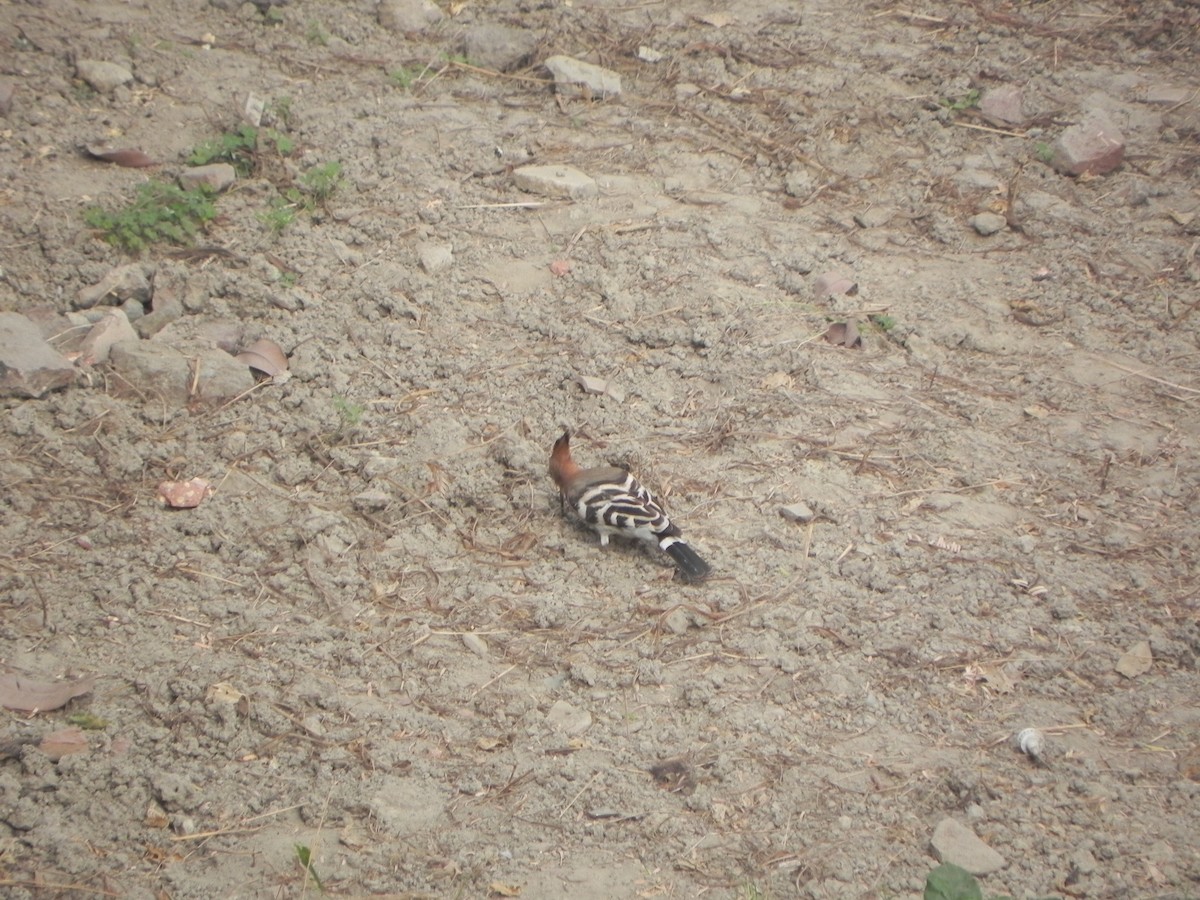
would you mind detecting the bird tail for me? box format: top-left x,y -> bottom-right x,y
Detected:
660,537 -> 711,582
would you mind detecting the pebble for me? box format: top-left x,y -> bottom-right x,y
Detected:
544,55 -> 622,98
75,59 -> 133,93
179,163 -> 236,193
78,308 -> 137,366
513,164 -> 597,200
969,212 -> 1008,236
377,0 -> 444,32
418,242 -> 454,274
0,312 -> 76,398
1050,108 -> 1125,176
109,340 -> 191,406
77,263 -> 152,309
979,85 -> 1025,124
545,699 -> 592,735
461,24 -> 538,72
779,502 -> 815,523
931,817 -> 1007,875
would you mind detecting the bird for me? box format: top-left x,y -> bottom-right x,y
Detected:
548,430 -> 711,582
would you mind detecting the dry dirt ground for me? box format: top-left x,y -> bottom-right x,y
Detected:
2,0 -> 1200,897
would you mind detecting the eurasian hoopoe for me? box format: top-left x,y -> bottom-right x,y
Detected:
549,431 -> 711,582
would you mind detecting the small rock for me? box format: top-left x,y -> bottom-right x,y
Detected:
969,212 -> 1008,236
1115,639 -> 1153,678
462,632 -> 488,658
461,24 -> 537,72
1050,109 -> 1125,176
545,700 -> 592,735
637,46 -> 665,63
109,340 -> 191,407
78,308 -> 137,366
513,164 -> 598,200
0,313 -> 76,398
191,350 -> 256,403
77,264 -> 153,309
75,59 -> 133,93
352,489 -> 391,512
779,503 -> 815,523
544,55 -> 622,98
813,271 -> 858,300
179,163 -> 236,193
377,0 -> 444,32
979,85 -> 1025,124
853,206 -> 895,229
1070,848 -> 1098,876
418,242 -> 454,274
931,817 -> 1006,875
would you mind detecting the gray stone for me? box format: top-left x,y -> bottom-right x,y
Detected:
779,503 -> 815,523
813,271 -> 858,300
78,309 -> 137,366
854,206 -> 895,228
191,349 -> 256,402
75,59 -> 133,93
77,263 -> 153,309
979,85 -> 1025,124
0,313 -> 76,398
461,24 -> 537,72
1050,109 -> 1125,176
109,340 -> 191,407
969,212 -> 1008,236
931,817 -> 1007,875
179,163 -> 236,193
418,242 -> 454,273
544,55 -> 622,98
377,0 -> 444,32
513,164 -> 597,200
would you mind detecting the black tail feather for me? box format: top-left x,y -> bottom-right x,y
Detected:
662,538 -> 711,582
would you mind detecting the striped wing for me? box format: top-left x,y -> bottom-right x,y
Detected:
573,473 -> 678,540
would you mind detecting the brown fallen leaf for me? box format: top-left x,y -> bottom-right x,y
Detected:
39,727 -> 89,761
823,320 -> 862,349
157,477 -> 213,509
489,882 -> 522,897
236,338 -> 289,377
85,145 -> 158,168
0,673 -> 96,712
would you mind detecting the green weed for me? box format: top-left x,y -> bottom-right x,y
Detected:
83,182 -> 216,252
189,125 -> 294,176
333,396 -> 365,428
940,89 -> 980,112
294,844 -> 324,892
258,202 -> 296,235
299,161 -> 342,204
388,67 -> 417,89
306,20 -> 329,46
869,313 -> 896,332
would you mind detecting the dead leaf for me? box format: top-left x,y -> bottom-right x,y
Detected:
549,259 -> 571,276
39,727 -> 89,761
0,673 -> 96,712
823,320 -> 862,349
85,145 -> 158,168
236,338 -> 289,377
1115,640 -> 1153,678
696,11 -> 734,27
489,882 -> 522,897
157,477 -> 213,509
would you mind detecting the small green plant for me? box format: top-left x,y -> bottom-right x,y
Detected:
1035,142 -> 1055,163
444,52 -> 471,66
940,88 -> 980,112
924,863 -> 1060,900
269,95 -> 293,127
388,67 -> 417,90
294,844 -> 324,892
333,396 -> 366,428
279,271 -> 297,288
306,20 -> 329,46
66,713 -> 110,730
263,6 -> 284,25
83,182 -> 216,252
189,125 -> 294,176
869,313 -> 896,332
258,201 -> 296,235
299,161 -> 342,204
